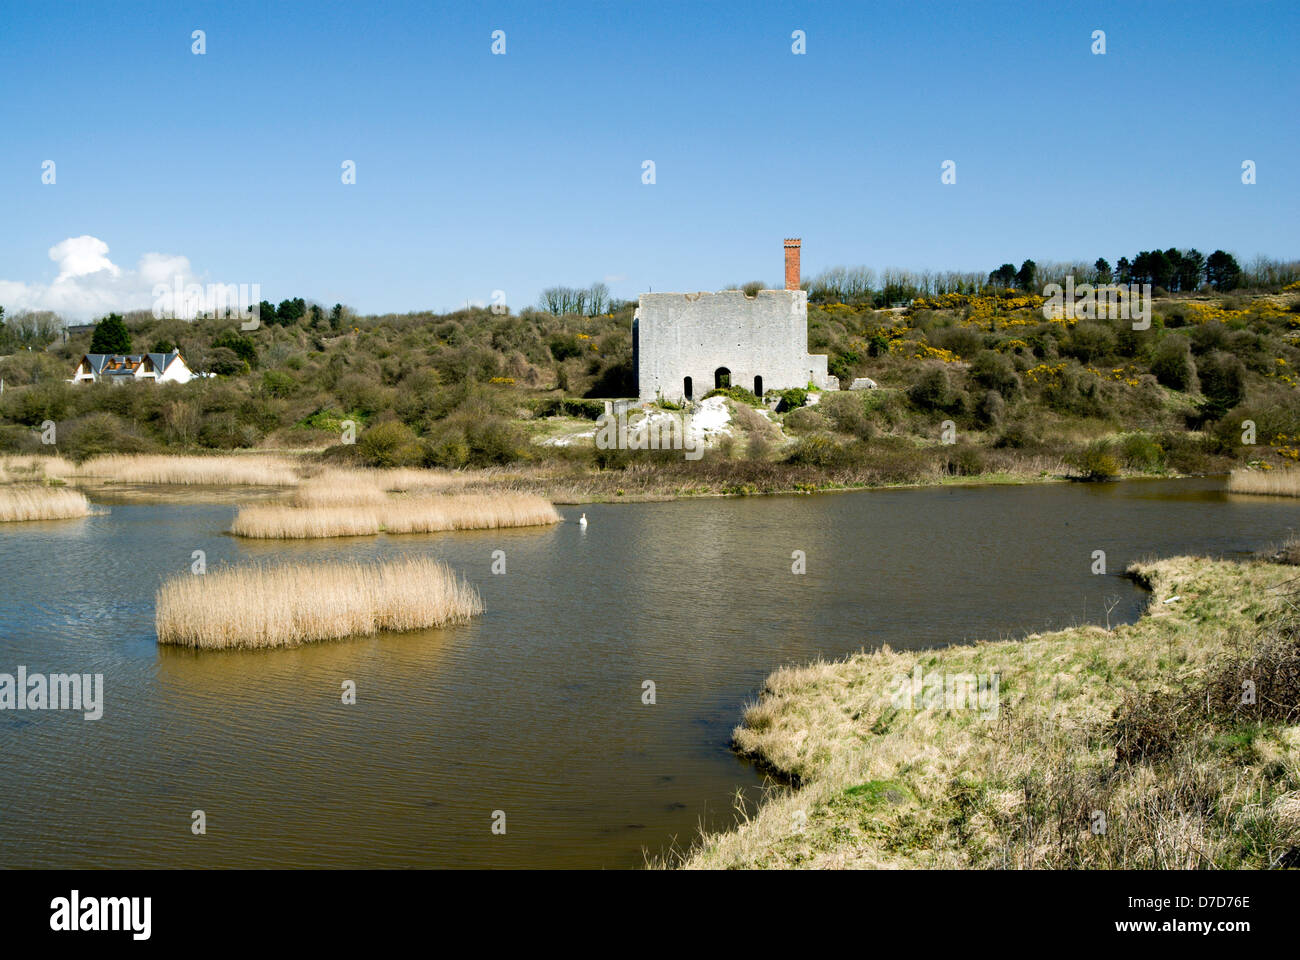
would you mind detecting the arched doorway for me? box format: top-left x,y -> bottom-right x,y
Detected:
683,376 -> 693,401
714,367 -> 731,390
754,375 -> 763,397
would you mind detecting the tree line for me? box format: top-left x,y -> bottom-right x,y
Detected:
804,251 -> 1298,306
536,282 -> 630,316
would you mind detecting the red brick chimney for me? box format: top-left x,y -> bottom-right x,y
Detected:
784,238 -> 801,291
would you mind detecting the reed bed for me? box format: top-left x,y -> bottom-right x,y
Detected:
231,493 -> 561,538
76,454 -> 299,486
1227,467 -> 1300,498
293,466 -> 484,502
0,486 -> 92,522
291,470 -> 393,507
0,455 -> 76,484
288,467 -> 467,506
155,557 -> 484,649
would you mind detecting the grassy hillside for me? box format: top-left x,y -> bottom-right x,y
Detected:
2,283 -> 1298,496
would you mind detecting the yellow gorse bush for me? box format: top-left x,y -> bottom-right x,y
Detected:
1024,362 -> 1069,385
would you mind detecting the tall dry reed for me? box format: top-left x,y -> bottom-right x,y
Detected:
76,454 -> 299,486
231,493 -> 561,538
291,467 -> 484,503
1227,467 -> 1300,498
291,469 -> 397,507
1,455 -> 78,484
0,486 -> 92,522
155,557 -> 484,649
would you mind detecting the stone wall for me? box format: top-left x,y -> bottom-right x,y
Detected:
634,289 -> 831,402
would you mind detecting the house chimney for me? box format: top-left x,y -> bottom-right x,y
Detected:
784,238 -> 801,291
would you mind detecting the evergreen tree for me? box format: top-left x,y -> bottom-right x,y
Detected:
1176,249 -> 1205,291
988,263 -> 1017,288
1205,250 -> 1242,291
276,298 -> 307,325
1015,259 -> 1038,291
89,313 -> 131,354
1164,249 -> 1184,290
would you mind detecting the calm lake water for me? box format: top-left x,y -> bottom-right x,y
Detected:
1,478 -> 1297,868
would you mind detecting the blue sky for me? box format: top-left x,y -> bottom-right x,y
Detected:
1,0 -> 1296,318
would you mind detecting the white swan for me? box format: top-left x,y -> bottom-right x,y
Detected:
579,513 -> 588,528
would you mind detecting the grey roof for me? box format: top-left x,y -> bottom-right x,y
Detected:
147,351 -> 181,372
80,352 -> 183,377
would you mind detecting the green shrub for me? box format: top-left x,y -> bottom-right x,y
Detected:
1157,431 -> 1219,474
974,389 -> 1006,428
993,419 -> 1038,449
424,430 -> 470,468
1198,350 -> 1247,418
212,328 -> 257,367
3,381 -> 74,426
928,325 -> 983,359
548,333 -> 583,361
527,397 -> 606,420
774,388 -> 808,412
785,433 -> 852,468
907,366 -> 960,412
205,347 -> 248,377
969,350 -> 1022,400
1062,322 -> 1118,364
784,407 -> 830,434
464,416 -> 529,465
1039,363 -> 1110,419
941,443 -> 986,476
358,420 -> 423,467
819,392 -> 874,439
704,386 -> 761,406
56,412 -> 156,461
261,370 -> 296,399
1116,432 -> 1166,472
1070,438 -> 1121,480
1151,334 -> 1198,391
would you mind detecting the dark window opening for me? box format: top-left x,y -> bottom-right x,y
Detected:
714,367 -> 731,390
683,376 -> 693,401
754,375 -> 763,397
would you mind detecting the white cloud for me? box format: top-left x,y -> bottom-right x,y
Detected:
50,235 -> 121,281
0,236 -> 203,321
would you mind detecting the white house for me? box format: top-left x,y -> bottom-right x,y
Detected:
71,351 -> 195,385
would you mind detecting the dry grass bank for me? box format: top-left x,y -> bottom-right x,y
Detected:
75,454 -> 300,486
155,557 -> 483,649
1228,467 -> 1300,498
0,486 -> 92,522
230,493 -> 561,538
677,554 -> 1300,869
